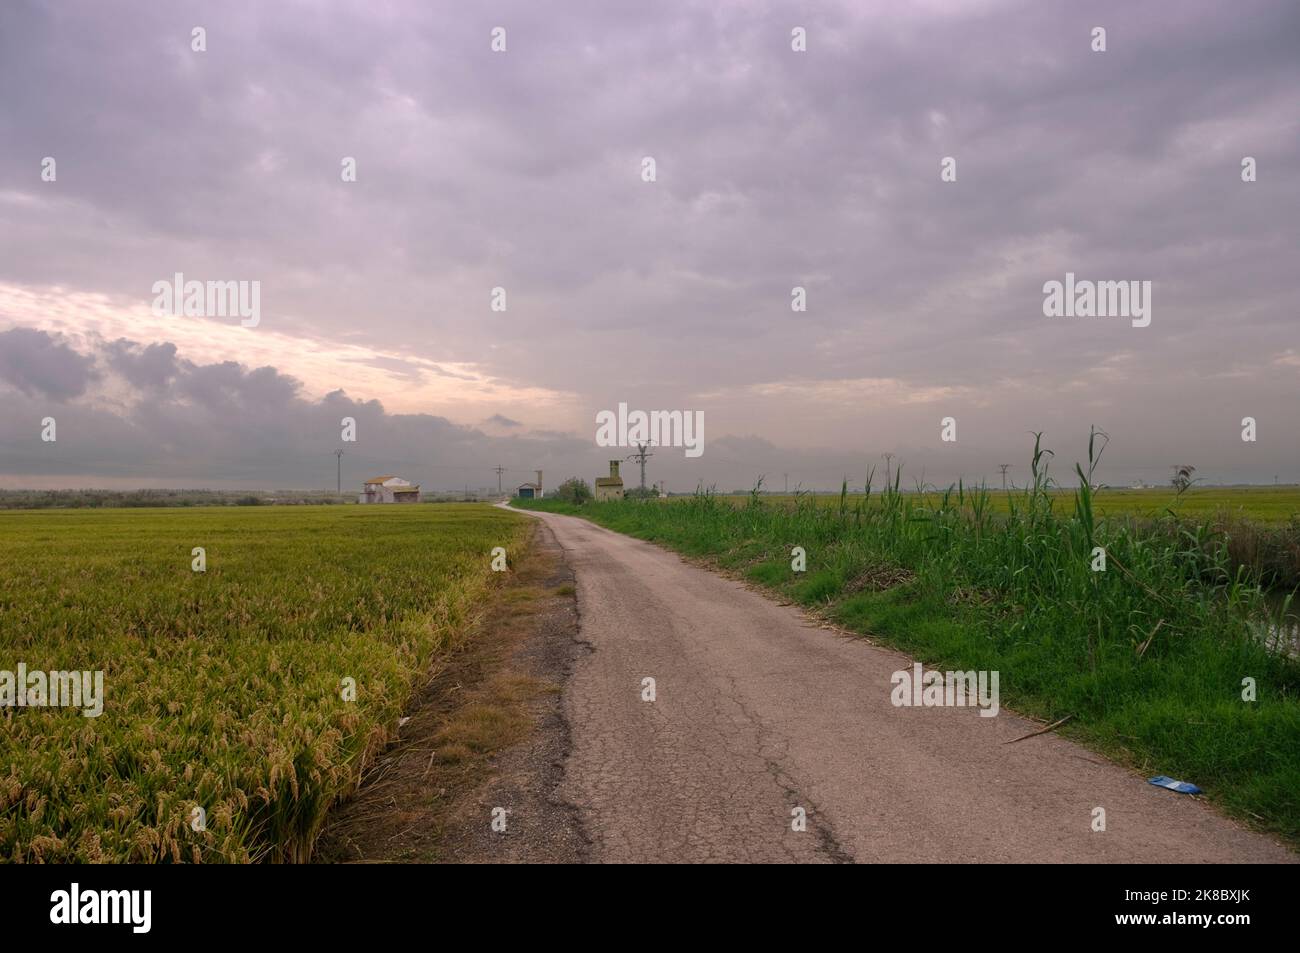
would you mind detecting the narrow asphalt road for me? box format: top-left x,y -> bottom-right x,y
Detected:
508,505 -> 1295,863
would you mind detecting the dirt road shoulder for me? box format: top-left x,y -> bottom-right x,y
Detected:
314,520 -> 588,863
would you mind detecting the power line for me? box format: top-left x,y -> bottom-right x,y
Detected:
626,444 -> 653,492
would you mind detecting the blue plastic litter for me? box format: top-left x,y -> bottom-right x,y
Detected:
1149,775 -> 1202,795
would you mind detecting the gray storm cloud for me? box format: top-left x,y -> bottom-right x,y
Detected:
0,328 -> 98,400
0,336 -> 599,489
0,0 -> 1296,488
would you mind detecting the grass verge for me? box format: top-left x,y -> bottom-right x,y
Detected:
520,433 -> 1300,844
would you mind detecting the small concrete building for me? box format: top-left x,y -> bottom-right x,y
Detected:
516,470 -> 544,500
359,475 -> 422,504
594,460 -> 624,501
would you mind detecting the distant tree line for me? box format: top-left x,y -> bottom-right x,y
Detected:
0,489 -> 350,509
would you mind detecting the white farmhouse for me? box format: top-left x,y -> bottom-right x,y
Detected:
359,475 -> 422,504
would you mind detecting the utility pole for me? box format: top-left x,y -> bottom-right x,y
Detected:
335,449 -> 344,495
626,444 -> 653,493
493,465 -> 506,496
882,453 -> 895,488
784,472 -> 789,494
998,464 -> 1010,490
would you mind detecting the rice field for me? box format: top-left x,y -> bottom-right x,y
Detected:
0,503 -> 528,863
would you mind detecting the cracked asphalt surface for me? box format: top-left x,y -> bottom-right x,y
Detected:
512,505 -> 1295,864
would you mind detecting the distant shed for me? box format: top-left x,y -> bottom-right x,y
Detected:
595,460 -> 624,501
516,470 -> 544,499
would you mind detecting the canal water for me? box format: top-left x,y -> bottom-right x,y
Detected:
1258,589 -> 1299,656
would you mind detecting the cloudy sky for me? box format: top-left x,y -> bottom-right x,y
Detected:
1,0 -> 1296,491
